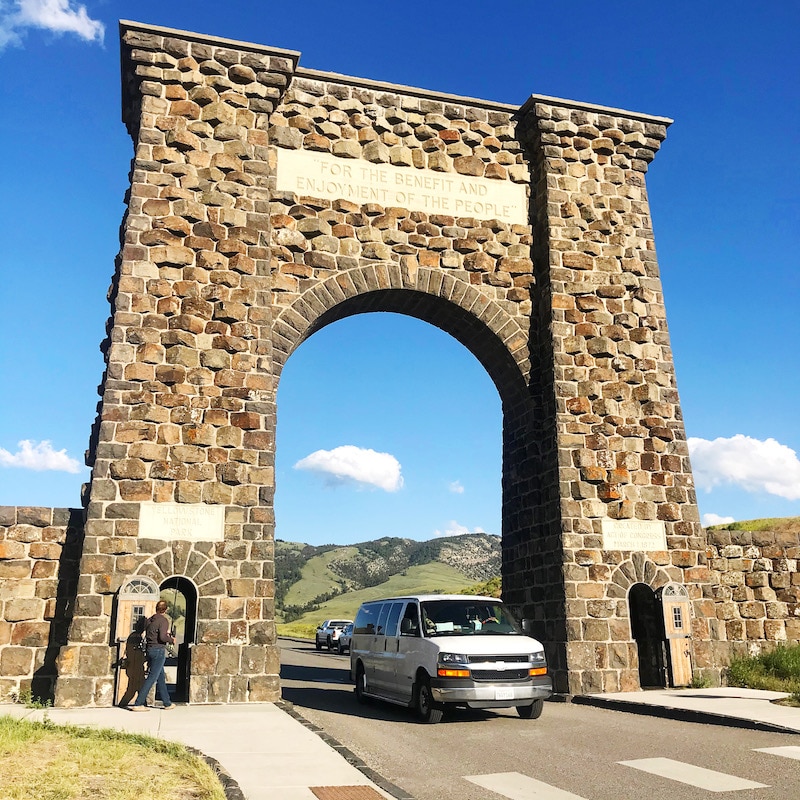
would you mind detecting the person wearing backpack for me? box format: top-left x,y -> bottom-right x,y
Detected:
129,600 -> 176,711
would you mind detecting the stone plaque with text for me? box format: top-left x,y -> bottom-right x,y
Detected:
139,503 -> 225,542
275,148 -> 528,225
601,518 -> 668,551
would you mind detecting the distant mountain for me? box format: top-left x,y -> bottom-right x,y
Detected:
275,533 -> 501,623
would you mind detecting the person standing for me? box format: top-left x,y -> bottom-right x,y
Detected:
129,600 -> 176,711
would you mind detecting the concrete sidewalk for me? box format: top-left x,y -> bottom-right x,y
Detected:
2,702 -> 396,800
576,686 -> 800,734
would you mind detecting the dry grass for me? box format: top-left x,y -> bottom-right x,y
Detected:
706,516 -> 800,533
0,715 -> 226,800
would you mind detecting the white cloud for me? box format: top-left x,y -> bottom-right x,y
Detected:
433,520 -> 486,538
0,439 -> 81,473
688,434 -> 800,501
294,445 -> 403,492
1,0 -> 104,49
448,480 -> 464,494
703,513 -> 735,527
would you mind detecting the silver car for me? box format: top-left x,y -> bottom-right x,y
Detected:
315,619 -> 353,651
337,622 -> 354,654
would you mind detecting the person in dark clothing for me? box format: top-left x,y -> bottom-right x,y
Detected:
129,600 -> 176,711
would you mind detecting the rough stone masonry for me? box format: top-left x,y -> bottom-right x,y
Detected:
0,21 -> 796,706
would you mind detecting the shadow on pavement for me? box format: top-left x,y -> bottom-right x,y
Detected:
281,682 -> 499,725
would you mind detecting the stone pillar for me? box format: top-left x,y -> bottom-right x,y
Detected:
55,23 -> 298,706
507,97 -> 709,694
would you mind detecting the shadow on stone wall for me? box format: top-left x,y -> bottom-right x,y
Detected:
31,509 -> 84,703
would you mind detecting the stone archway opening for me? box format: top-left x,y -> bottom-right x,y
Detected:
274,306 -> 507,621
629,582 -> 667,689
160,576 -> 197,704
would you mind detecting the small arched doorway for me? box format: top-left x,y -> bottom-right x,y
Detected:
159,576 -> 197,704
629,583 -> 667,689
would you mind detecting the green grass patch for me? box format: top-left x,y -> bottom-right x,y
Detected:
0,715 -> 225,800
727,644 -> 800,694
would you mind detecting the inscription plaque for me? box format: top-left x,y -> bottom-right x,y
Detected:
139,502 -> 225,542
601,518 -> 668,551
275,148 -> 528,225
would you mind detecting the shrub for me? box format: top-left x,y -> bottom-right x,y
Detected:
727,644 -> 800,693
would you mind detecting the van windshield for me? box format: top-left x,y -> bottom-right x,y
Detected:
419,599 -> 522,637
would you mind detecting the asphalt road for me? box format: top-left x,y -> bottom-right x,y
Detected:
279,638 -> 800,800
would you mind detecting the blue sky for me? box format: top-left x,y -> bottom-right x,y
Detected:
0,1 -> 798,546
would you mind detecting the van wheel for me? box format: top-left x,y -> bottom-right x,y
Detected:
315,640 -> 321,651
415,677 -> 443,724
337,641 -> 345,655
327,636 -> 333,650
517,699 -> 544,719
355,664 -> 370,705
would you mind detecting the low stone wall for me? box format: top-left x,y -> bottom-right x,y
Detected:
0,507 -> 84,702
704,527 -> 800,674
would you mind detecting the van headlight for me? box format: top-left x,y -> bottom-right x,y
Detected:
529,650 -> 547,676
437,652 -> 470,678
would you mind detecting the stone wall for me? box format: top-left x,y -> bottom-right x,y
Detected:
702,527 -> 800,677
0,507 -> 83,702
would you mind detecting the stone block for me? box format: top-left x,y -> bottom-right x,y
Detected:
247,674 -> 280,701
197,621 -> 229,644
0,540 -> 26,559
3,598 -> 44,622
0,647 -> 33,676
54,677 -> 95,708
10,621 -> 50,647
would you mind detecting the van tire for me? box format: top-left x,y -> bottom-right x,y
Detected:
315,640 -> 321,651
355,664 -> 371,705
517,699 -> 544,719
415,677 -> 443,724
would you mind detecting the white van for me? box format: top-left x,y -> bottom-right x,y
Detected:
349,594 -> 552,723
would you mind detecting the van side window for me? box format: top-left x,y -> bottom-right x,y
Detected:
400,602 -> 420,636
376,603 -> 391,635
354,603 -> 380,635
385,602 -> 403,638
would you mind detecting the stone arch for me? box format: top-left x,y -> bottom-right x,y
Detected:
272,264 -> 531,409
608,553 -> 673,603
133,543 -> 224,598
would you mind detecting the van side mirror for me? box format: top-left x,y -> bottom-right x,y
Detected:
521,619 -> 533,634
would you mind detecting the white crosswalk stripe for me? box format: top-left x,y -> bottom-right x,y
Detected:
619,758 -> 769,792
754,746 -> 800,761
464,772 -> 589,800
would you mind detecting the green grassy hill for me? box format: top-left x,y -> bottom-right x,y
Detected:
283,546 -> 360,608
295,563 -> 471,623
274,532 -> 502,636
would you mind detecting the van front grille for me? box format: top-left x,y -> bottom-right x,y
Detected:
471,668 -> 529,681
466,654 -> 529,664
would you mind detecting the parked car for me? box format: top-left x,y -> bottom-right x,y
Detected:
350,594 -> 552,723
315,619 -> 353,651
337,623 -> 354,654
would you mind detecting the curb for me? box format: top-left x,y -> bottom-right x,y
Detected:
187,747 -> 246,800
573,695 -> 800,736
276,700 -> 416,800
